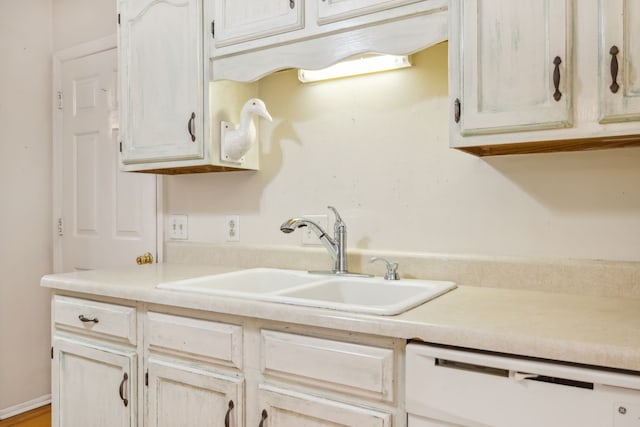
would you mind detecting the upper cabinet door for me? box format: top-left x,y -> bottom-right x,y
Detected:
316,0 -> 420,25
119,0 -> 204,164
454,0 -> 572,136
213,0 -> 304,47
600,0 -> 640,123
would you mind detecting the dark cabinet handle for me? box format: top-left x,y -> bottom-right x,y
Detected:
610,45 -> 620,93
258,409 -> 268,427
289,0 -> 295,9
78,314 -> 99,324
225,400 -> 234,427
187,112 -> 196,142
119,373 -> 129,407
454,98 -> 461,123
552,56 -> 562,101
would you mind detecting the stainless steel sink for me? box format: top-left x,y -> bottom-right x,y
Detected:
156,268 -> 456,315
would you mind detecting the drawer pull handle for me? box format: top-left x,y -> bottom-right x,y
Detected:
258,409 -> 268,427
78,314 -> 99,324
552,56 -> 562,101
187,112 -> 196,142
610,45 -> 620,93
225,400 -> 234,427
289,0 -> 295,9
119,372 -> 129,407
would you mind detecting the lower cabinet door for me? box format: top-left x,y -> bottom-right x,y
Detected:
256,384 -> 391,427
52,337 -> 137,427
146,357 -> 243,427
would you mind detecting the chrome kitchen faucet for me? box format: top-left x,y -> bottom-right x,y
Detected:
280,206 -> 369,277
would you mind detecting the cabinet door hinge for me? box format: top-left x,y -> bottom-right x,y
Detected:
57,218 -> 64,237
57,91 -> 63,110
211,20 -> 215,38
145,370 -> 149,386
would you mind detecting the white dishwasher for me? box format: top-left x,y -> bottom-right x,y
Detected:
406,343 -> 640,427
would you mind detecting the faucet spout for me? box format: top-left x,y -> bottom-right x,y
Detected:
279,218 -> 338,261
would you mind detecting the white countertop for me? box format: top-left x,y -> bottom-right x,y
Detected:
41,263 -> 640,372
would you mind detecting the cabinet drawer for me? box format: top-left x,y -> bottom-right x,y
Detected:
146,312 -> 242,369
317,0 -> 421,25
53,295 -> 136,344
213,0 -> 304,48
261,330 -> 394,401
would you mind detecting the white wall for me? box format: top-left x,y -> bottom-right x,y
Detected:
166,43 -> 640,262
0,1 -> 53,412
0,0 -> 117,414
52,0 -> 116,52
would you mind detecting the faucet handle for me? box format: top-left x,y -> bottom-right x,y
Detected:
370,257 -> 400,280
327,206 -> 344,225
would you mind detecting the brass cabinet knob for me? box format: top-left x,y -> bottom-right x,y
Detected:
136,252 -> 153,265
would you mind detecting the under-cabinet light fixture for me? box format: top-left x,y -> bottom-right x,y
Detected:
297,54 -> 411,83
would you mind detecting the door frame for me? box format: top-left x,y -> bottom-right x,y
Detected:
52,35 -> 163,273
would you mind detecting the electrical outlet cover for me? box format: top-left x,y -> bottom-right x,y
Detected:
226,215 -> 240,242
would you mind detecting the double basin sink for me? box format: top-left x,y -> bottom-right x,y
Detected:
157,268 -> 456,315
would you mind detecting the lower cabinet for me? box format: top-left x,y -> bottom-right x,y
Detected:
146,357 -> 243,427
52,337 -> 137,427
257,385 -> 391,427
51,295 -> 402,427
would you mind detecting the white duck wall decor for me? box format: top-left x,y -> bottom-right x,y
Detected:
221,98 -> 273,163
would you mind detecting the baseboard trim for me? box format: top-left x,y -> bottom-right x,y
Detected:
0,394 -> 51,420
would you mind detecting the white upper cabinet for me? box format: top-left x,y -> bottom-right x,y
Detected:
317,0 -> 421,24
119,0 -> 204,165
211,0 -> 448,82
118,0 -> 261,173
599,0 -> 640,123
450,0 -> 640,156
455,0 -> 572,136
213,0 -> 304,47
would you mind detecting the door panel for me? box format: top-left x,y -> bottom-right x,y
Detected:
52,338 -> 136,427
600,0 -> 640,122
60,47 -> 156,271
213,0 -> 303,47
146,357 -> 243,427
458,0 -> 572,135
119,0 -> 204,163
257,385 -> 391,427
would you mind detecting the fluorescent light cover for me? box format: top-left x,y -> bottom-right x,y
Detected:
298,54 -> 411,83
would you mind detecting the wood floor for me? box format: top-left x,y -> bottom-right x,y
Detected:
0,405 -> 51,427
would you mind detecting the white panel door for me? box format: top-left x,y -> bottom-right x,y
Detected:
52,338 -> 136,427
119,0 -> 204,164
146,357 -> 243,427
600,0 -> 640,123
455,0 -> 572,135
60,47 -> 156,271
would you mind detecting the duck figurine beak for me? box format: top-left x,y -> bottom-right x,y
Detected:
221,98 -> 272,163
250,98 -> 273,123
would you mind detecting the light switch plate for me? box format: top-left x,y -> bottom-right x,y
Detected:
168,215 -> 188,240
